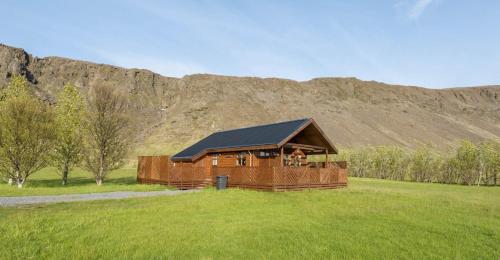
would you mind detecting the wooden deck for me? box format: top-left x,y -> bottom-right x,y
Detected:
137,156 -> 347,191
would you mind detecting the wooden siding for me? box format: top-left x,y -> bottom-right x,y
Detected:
218,153 -> 237,167
138,156 -> 211,189
207,152 -> 281,168
137,155 -> 347,191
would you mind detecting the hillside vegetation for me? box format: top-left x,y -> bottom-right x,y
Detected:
0,178 -> 498,259
1,44 -> 499,156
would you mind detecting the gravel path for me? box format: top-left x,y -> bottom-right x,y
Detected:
0,189 -> 199,207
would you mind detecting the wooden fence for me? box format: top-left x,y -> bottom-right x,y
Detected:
211,166 -> 347,191
137,156 -> 210,189
137,156 -> 347,191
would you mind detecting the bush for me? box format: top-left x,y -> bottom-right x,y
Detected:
408,146 -> 442,183
478,141 -> 500,186
454,140 -> 480,185
344,147 -> 372,178
338,139 -> 499,186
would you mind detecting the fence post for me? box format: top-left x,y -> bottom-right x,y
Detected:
211,167 -> 214,187
308,167 -> 311,190
272,167 -> 276,191
335,163 -> 340,187
137,156 -> 142,183
167,160 -> 170,187
330,165 -> 334,187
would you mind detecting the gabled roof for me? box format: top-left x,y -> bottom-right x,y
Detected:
171,118 -> 337,161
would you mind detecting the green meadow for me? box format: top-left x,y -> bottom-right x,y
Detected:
0,167 -> 164,196
0,176 -> 499,259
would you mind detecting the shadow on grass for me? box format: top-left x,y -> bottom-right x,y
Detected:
23,176 -> 137,188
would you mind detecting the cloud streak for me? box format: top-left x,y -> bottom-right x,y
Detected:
408,0 -> 434,19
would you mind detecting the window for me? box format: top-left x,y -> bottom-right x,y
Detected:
284,154 -> 291,166
257,150 -> 276,158
236,153 -> 246,166
211,155 -> 218,166
259,151 -> 270,157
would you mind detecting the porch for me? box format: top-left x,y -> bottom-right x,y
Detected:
137,156 -> 347,191
212,164 -> 347,191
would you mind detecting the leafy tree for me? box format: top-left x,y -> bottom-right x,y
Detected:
347,147 -> 372,178
372,146 -> 408,180
0,76 -> 55,187
478,141 -> 500,186
409,145 -> 442,182
436,154 -> 456,184
53,84 -> 85,185
454,140 -> 479,185
83,85 -> 129,185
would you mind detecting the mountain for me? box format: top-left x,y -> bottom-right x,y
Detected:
1,43 -> 499,155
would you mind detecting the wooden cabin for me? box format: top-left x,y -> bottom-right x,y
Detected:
137,118 -> 347,191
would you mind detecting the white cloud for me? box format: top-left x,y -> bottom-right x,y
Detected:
408,0 -> 434,19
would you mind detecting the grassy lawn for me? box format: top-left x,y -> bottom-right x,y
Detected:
0,167 -> 165,196
0,178 -> 499,259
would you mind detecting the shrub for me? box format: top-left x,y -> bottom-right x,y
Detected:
408,146 -> 442,182
340,139 -> 499,186
454,140 -> 479,185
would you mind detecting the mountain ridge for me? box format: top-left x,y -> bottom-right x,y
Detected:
1,43 -> 499,155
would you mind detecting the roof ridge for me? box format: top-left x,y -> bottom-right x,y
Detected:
214,118 -> 311,134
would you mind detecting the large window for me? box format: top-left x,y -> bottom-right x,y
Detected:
236,152 -> 246,166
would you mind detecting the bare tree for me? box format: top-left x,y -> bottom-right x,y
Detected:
83,85 -> 129,185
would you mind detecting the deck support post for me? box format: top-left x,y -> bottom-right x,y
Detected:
325,149 -> 329,168
248,151 -> 253,167
280,146 -> 284,167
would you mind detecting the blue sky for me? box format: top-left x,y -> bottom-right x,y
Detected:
3,0 -> 500,88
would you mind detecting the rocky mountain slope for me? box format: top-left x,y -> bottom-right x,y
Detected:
1,43 -> 499,155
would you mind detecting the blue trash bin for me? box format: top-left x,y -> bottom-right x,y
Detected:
216,176 -> 228,190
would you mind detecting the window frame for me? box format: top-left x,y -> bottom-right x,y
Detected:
211,154 -> 218,166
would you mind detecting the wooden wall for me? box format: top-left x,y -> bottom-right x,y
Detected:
175,156 -> 211,176
199,152 -> 280,168
218,153 -> 238,167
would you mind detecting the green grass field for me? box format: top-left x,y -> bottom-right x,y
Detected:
0,167 -> 164,196
0,177 -> 499,259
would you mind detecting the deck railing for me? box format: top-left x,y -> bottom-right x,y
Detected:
137,156 -> 347,191
211,166 -> 347,191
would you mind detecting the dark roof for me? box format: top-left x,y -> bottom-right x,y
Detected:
172,118 -> 311,161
